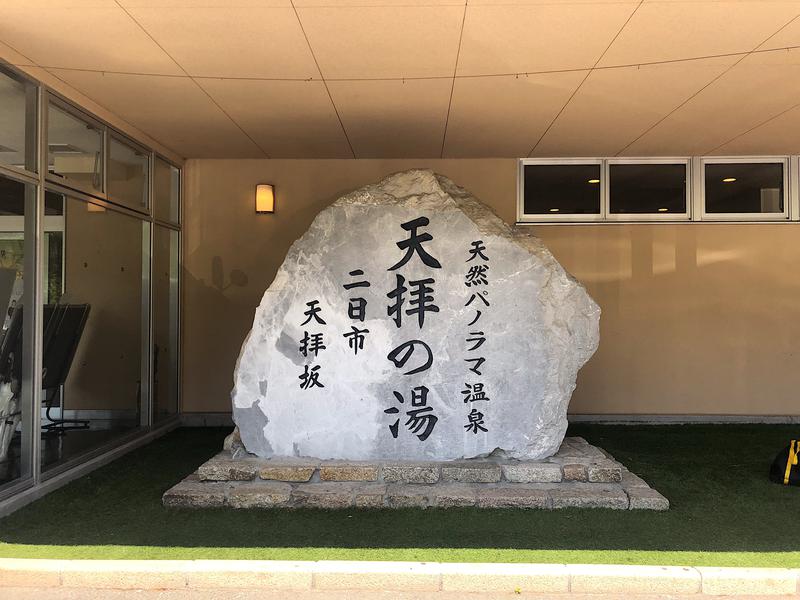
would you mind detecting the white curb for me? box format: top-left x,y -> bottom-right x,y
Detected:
0,558 -> 798,595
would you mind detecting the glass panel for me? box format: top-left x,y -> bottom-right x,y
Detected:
153,226 -> 179,422
0,69 -> 36,173
153,158 -> 180,224
609,163 -> 687,214
705,162 -> 785,214
41,195 -> 143,474
108,137 -> 148,212
47,103 -> 103,195
523,164 -> 601,215
0,175 -> 30,492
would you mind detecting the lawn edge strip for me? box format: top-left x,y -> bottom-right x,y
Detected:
0,558 -> 799,595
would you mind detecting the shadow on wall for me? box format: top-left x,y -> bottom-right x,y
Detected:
182,258 -> 251,411
212,256 -> 248,293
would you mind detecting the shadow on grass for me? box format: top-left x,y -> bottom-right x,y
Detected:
0,425 -> 798,554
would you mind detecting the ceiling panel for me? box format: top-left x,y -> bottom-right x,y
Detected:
2,1 -> 116,7
49,70 -> 263,157
4,1 -> 800,159
534,57 -> 733,157
121,1 -> 290,6
711,104 -> 800,155
297,6 -> 464,79
469,0 -> 638,4
294,0 -> 461,4
623,50 -> 800,155
327,79 -> 452,157
0,6 -> 181,75
598,1 -> 800,67
126,7 -> 317,79
0,39 -> 32,66
458,3 -> 637,76
199,79 -> 352,157
758,12 -> 800,49
443,72 -> 585,157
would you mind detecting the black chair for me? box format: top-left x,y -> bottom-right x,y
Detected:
41,304 -> 91,433
0,303 -> 91,435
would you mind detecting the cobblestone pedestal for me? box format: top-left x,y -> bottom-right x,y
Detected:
162,437 -> 668,511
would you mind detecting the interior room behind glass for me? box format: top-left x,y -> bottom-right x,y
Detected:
705,162 -> 784,214
523,163 -> 601,215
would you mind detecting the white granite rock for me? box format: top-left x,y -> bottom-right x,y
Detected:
232,170 -> 599,461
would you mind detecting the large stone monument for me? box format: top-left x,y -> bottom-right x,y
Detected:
164,171 -> 669,511
231,170 -> 600,461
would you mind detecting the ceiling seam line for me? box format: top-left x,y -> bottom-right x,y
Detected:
439,0 -> 469,159
46,67 -> 187,161
192,79 -> 273,158
0,39 -> 38,69
526,0 -> 644,157
12,43 -> 800,83
707,101 -> 800,155
699,13 -> 800,155
113,0 -> 271,158
289,0 -> 357,159
613,12 -> 800,157
0,37 -> 186,160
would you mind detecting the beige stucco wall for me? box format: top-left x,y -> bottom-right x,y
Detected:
183,158 -> 800,416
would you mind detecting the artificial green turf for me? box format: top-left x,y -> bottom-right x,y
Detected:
0,424 -> 799,567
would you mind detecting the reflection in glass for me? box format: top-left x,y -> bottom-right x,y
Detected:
609,163 -> 687,214
153,226 -> 179,422
705,163 -> 784,214
523,164 -> 601,215
41,196 -> 143,474
0,70 -> 36,173
47,104 -> 103,195
154,158 -> 180,223
0,175 -> 29,491
108,137 -> 148,211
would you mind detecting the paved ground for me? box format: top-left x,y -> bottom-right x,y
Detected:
5,588 -> 786,600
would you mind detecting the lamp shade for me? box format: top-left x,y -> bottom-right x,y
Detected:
256,184 -> 275,213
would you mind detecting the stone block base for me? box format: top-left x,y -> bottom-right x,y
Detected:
163,437 -> 668,511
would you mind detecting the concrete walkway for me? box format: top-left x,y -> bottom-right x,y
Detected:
1,558 -> 799,596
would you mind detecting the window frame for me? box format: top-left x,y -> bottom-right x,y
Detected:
153,154 -> 182,227
698,156 -> 791,222
0,58 -> 185,513
0,64 -> 39,179
518,156 -> 798,224
605,157 -> 692,222
107,132 -> 152,214
44,93 -> 107,200
517,158 -> 605,223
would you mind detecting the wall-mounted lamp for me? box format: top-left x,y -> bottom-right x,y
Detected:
256,184 -> 275,214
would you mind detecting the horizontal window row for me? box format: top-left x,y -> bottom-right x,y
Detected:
518,158 -> 793,223
0,64 -> 180,224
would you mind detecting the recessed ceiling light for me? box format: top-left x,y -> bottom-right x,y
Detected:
657,207 -> 668,212
549,208 -> 560,212
722,177 -> 737,183
587,179 -> 600,184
